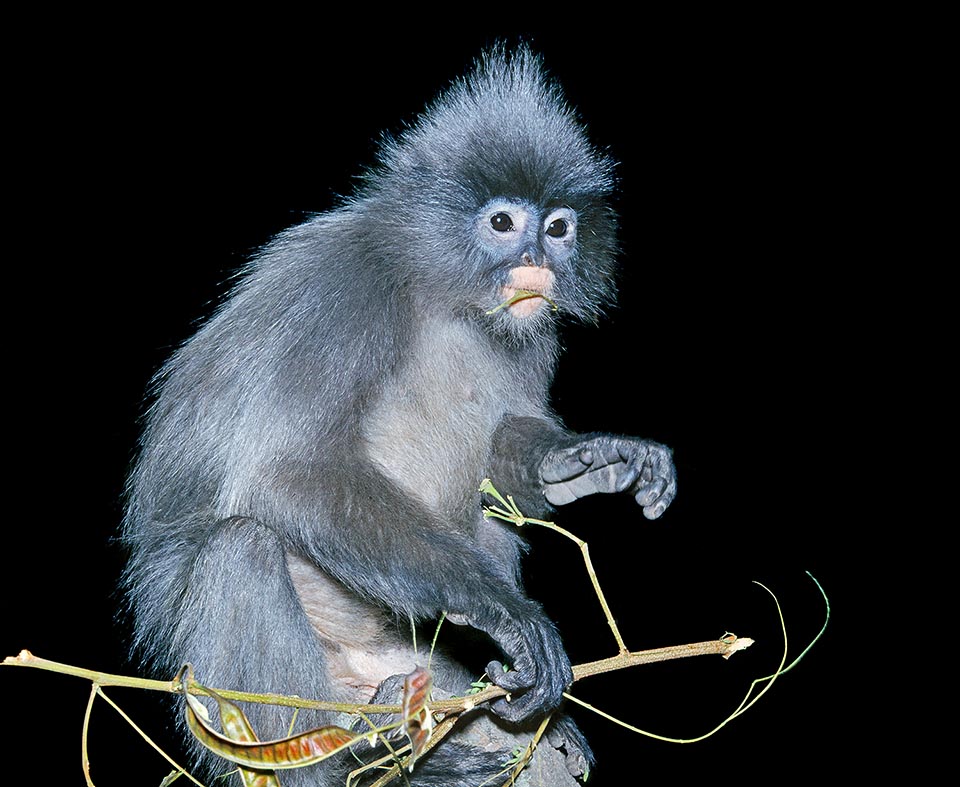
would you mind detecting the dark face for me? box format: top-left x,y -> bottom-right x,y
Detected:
471,197 -> 581,323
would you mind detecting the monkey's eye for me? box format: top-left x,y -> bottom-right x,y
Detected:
545,218 -> 568,238
490,213 -> 514,232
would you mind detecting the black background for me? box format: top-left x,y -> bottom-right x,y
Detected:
4,19 -> 886,785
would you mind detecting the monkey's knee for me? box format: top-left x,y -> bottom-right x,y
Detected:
195,516 -> 287,578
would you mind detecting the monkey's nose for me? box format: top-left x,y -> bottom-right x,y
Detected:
520,251 -> 536,266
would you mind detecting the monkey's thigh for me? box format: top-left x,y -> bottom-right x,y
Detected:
184,518 -> 340,739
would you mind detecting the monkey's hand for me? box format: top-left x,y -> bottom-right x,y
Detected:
539,435 -> 676,519
466,602 -> 572,723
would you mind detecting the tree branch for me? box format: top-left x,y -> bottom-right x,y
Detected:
4,635 -> 753,716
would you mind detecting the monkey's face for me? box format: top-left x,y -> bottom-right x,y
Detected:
473,198 -> 581,323
369,50 -> 620,330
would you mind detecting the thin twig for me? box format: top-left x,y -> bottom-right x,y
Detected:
96,685 -> 207,786
82,683 -> 96,787
479,479 -> 628,653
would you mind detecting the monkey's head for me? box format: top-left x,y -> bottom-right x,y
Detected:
357,45 -> 619,339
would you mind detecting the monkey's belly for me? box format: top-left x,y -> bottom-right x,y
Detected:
285,553 -> 423,700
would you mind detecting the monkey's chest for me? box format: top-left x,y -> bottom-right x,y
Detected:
361,321 -> 533,518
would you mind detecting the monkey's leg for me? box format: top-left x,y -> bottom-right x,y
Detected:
174,517 -> 347,786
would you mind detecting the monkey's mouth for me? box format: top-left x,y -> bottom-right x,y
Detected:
494,266 -> 557,318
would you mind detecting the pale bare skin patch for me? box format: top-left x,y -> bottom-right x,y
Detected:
499,266 -> 556,317
286,553 -> 422,700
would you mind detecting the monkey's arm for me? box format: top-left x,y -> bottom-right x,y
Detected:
271,457 -> 572,724
491,415 -> 677,520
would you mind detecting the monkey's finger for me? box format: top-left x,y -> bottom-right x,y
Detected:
540,448 -> 594,483
637,476 -> 677,520
487,653 -> 565,724
541,437 -> 639,484
489,695 -> 523,722
543,463 -> 621,505
598,440 -> 639,466
614,445 -> 650,493
634,478 -> 666,508
612,437 -> 676,493
486,662 -> 539,722
485,659 -> 531,693
490,688 -> 543,723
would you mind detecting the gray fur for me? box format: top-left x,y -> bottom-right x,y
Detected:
121,45 -> 674,786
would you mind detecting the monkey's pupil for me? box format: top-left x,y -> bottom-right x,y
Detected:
491,213 -> 514,232
546,219 -> 567,237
